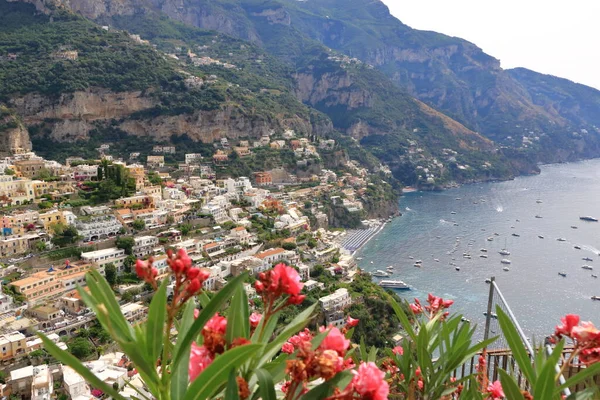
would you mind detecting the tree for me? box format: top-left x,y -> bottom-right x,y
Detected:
50,223 -> 80,247
38,201 -> 53,210
132,219 -> 145,231
34,241 -> 47,252
67,337 -> 94,360
116,236 -> 135,255
123,255 -> 136,273
282,242 -> 297,250
179,223 -> 192,235
307,238 -> 317,249
105,263 -> 117,287
147,171 -> 163,186
166,215 -> 175,224
4,168 -> 14,175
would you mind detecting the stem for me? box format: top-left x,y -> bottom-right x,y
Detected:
557,347 -> 579,380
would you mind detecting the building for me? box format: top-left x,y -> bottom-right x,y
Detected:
234,146 -> 251,157
76,215 -> 123,242
0,284 -> 14,314
38,209 -> 66,231
225,177 -> 252,194
10,262 -> 93,305
212,150 -> 228,164
120,302 -> 147,324
115,195 -> 155,209
81,247 -> 127,272
0,233 -> 47,257
71,164 -> 98,181
319,288 -> 352,328
132,235 -> 159,258
13,159 -> 45,178
126,164 -> 145,190
147,155 -> 165,168
228,226 -> 253,245
0,331 -> 26,361
63,366 -> 91,399
254,247 -> 293,270
185,153 -> 203,164
254,172 -> 272,186
0,175 -> 34,206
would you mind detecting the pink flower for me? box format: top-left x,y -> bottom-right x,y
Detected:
580,346 -> 600,365
410,303 -> 423,314
289,328 -> 313,348
194,309 -> 200,319
351,362 -> 389,400
486,380 -> 505,399
392,346 -> 403,355
273,263 -> 303,296
205,313 -> 227,334
319,326 -> 350,356
249,312 -> 262,328
571,321 -> 600,343
555,314 -> 580,338
346,316 -> 359,327
189,343 -> 213,381
281,342 -> 295,354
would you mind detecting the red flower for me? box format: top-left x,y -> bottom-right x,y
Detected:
571,321 -> 600,343
273,263 -> 303,296
486,380 -> 505,399
281,342 -> 295,354
249,312 -> 262,328
319,326 -> 350,356
392,346 -> 403,355
205,313 -> 227,334
186,268 -> 201,280
410,303 -> 423,314
186,278 -> 201,295
346,316 -> 359,327
580,346 -> 600,365
351,362 -> 389,400
189,343 -> 213,381
555,314 -> 580,338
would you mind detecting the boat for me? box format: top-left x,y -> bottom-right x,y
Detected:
582,265 -> 593,270
503,266 -> 510,271
583,257 -> 593,262
480,254 -> 488,258
538,235 -> 544,239
450,211 -> 457,215
415,260 -> 422,264
571,226 -> 578,229
455,267 -> 460,271
580,216 -> 599,222
536,200 -> 543,204
499,239 -> 510,256
487,237 -> 494,241
591,296 -> 600,301
386,265 -> 395,271
378,280 -> 410,290
463,255 -> 472,259
480,248 -> 487,252
453,223 -> 459,226
557,238 -> 566,242
592,275 -> 598,278
356,257 -> 363,261
535,215 -> 543,219
434,259 -> 440,262
501,259 -> 511,264
574,245 -> 582,250
494,233 -> 500,236
413,263 -> 422,268
370,261 -> 374,264
455,198 -> 461,200
485,278 -> 492,284
372,270 -> 390,277
558,272 -> 567,277
511,233 -> 520,237
408,256 -> 414,259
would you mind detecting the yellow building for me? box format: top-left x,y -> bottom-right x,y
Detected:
10,262 -> 93,305
0,233 -> 46,257
13,160 -> 46,178
32,180 -> 75,198
0,175 -> 34,205
0,331 -> 27,361
38,209 -> 66,230
115,195 -> 155,209
126,164 -> 145,190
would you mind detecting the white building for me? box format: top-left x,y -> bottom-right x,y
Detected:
81,247 -> 127,272
319,288 -> 352,328
132,235 -> 159,258
0,284 -> 14,313
63,366 -> 91,399
185,153 -> 203,164
76,216 -> 123,242
120,302 -> 147,324
201,195 -> 230,223
225,177 -> 252,194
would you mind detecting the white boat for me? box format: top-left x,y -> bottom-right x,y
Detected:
386,266 -> 395,271
501,259 -> 511,264
413,263 -> 422,268
415,260 -> 422,264
592,274 -> 598,278
356,257 -> 363,260
592,296 -> 600,301
408,256 -> 414,259
580,216 -> 599,222
455,267 -> 461,271
379,280 -> 410,290
499,249 -> 510,256
538,235 -> 544,239
480,248 -> 488,252
571,226 -> 578,229
480,254 -> 488,258
503,266 -> 510,271
557,238 -> 566,242
536,200 -> 543,204
487,237 -> 494,241
450,211 -> 457,215
535,215 -> 543,219
582,265 -> 593,270
434,259 -> 440,262
372,270 -> 390,277
583,257 -> 593,262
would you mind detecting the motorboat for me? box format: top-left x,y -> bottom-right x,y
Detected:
372,270 -> 390,277
386,265 -> 395,271
408,256 -> 414,259
503,266 -> 510,271
580,216 -> 599,222
434,259 -> 440,262
455,267 -> 460,271
487,237 -> 494,241
591,296 -> 600,301
592,274 -> 598,278
464,255 -> 472,259
485,278 -> 492,284
480,254 -> 488,258
450,211 -> 457,215
557,238 -> 567,242
535,215 -> 543,219
494,233 -> 500,236
538,235 -> 544,239
583,257 -> 593,262
574,245 -> 582,250
370,261 -> 374,264
571,226 -> 578,229
480,248 -> 488,252
356,257 -> 363,261
558,272 -> 567,277
501,259 -> 511,264
536,200 -> 543,204
582,265 -> 593,270
415,260 -> 422,264
379,280 -> 410,290
413,263 -> 422,268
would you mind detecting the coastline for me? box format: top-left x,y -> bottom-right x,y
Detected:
351,220 -> 387,257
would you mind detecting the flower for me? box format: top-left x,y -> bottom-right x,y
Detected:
205,313 -> 227,334
579,346 -> 600,365
249,312 -> 262,328
555,314 -> 580,338
282,342 -> 295,354
273,263 -> 303,296
346,315 -> 359,327
319,326 -> 350,356
486,380 -> 505,399
571,321 -> 600,343
351,362 -> 389,400
189,343 -> 213,381
392,346 -> 403,355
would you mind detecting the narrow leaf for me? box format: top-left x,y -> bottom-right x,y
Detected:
226,284 -> 250,344
499,369 -> 526,400
225,369 -> 241,400
301,370 -> 353,398
255,368 -> 277,400
496,306 -> 535,385
146,279 -> 168,363
171,299 -> 197,400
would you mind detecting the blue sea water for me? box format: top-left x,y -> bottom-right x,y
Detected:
357,159 -> 600,340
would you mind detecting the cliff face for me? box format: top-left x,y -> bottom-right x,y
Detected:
0,120 -> 32,156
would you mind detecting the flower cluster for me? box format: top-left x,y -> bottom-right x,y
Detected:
255,263 -> 305,308
486,381 -> 505,400
554,314 -> 600,365
410,293 -> 454,320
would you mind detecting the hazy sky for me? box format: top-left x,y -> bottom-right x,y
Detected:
383,0 -> 600,90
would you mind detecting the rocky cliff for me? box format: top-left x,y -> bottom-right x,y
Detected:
0,109 -> 32,156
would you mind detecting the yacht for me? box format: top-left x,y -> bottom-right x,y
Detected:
378,280 -> 410,290
592,296 -> 600,301
480,254 -> 488,259
557,238 -> 567,242
372,270 -> 390,277
558,272 -> 567,277
480,248 -> 488,252
538,235 -> 544,239
511,233 -> 520,237
499,247 -> 510,256
580,216 -> 599,222
582,265 -> 593,270
583,257 -> 593,262
503,266 -> 510,271
501,259 -> 511,264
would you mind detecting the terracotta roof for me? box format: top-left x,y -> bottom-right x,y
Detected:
256,247 -> 285,259
232,226 -> 246,231
204,242 -> 219,249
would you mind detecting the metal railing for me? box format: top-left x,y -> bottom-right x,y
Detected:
483,277 -> 571,396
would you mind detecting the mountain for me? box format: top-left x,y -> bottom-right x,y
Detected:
1,0 -> 519,188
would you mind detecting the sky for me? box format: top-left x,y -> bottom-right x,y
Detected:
383,0 -> 600,90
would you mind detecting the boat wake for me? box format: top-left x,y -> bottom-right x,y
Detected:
495,205 -> 504,213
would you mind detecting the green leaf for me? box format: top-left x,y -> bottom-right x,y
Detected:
183,344 -> 262,400
385,293 -> 417,341
225,370 -> 241,400
499,369 -> 526,400
255,368 -> 277,400
171,299 -> 197,400
496,306 -> 535,385
533,340 -> 564,397
172,273 -> 247,368
146,278 -> 167,363
38,332 -> 127,400
367,345 -> 378,362
226,284 -> 250,344
559,362 -> 600,392
301,370 -> 353,398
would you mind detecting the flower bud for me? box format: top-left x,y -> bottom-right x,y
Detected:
171,259 -> 184,273
254,281 -> 264,292
288,294 -> 305,305
198,269 -> 210,282
187,278 -> 201,295
151,267 -> 158,278
186,268 -> 200,280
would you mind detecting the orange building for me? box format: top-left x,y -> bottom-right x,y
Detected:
254,172 -> 272,186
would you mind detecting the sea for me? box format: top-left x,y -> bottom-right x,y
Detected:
356,159 -> 600,341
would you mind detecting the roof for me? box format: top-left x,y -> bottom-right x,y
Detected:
232,226 -> 246,231
81,247 -> 123,259
10,365 -> 33,381
256,247 -> 285,259
204,242 -> 219,249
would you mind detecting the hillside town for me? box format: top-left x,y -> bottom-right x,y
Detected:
0,131 -> 396,399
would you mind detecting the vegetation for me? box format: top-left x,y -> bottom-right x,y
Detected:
50,223 -> 80,247
105,263 -> 117,286
116,236 -> 135,255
